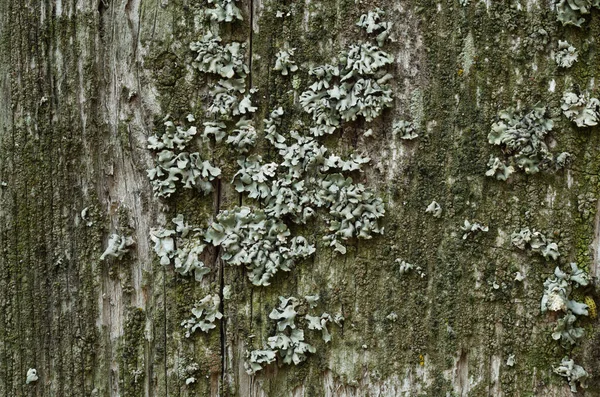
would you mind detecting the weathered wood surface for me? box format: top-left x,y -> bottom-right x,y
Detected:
0,0 -> 599,396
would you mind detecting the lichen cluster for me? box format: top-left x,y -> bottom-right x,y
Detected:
100,233 -> 135,261
145,4 -> 394,378
150,214 -> 211,282
244,295 -> 343,375
554,40 -> 578,68
561,90 -> 600,128
487,106 -> 569,177
511,228 -> 560,260
540,264 -> 591,392
181,294 -> 223,337
460,219 -> 488,239
555,0 -> 600,27
147,117 -> 221,198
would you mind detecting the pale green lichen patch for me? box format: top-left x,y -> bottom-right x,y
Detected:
146,117 -> 221,198
99,234 -> 135,261
554,40 -> 578,68
25,368 -> 38,385
274,45 -> 299,76
555,0 -> 600,27
393,120 -> 419,140
244,295 -> 342,375
181,294 -> 223,337
541,264 -> 591,392
488,106 -> 569,176
511,227 -> 560,260
150,214 -> 210,282
425,200 -> 442,218
561,91 -> 600,128
460,220 -> 488,239
204,207 -> 316,286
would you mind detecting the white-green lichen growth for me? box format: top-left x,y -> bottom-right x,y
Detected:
554,357 -> 588,392
395,258 -> 425,277
26,368 -> 38,384
488,106 -> 565,175
226,118 -> 257,153
274,46 -> 298,76
460,220 -> 488,239
300,41 -> 394,129
393,120 -> 419,140
541,264 -> 590,314
181,294 -> 223,337
511,227 -> 559,260
190,32 -> 248,79
147,118 -> 221,198
100,234 -> 135,260
204,207 -> 316,286
425,200 -> 442,218
554,40 -> 578,68
486,156 -> 515,181
552,312 -> 584,345
561,91 -> 600,128
245,295 -> 342,375
356,8 -> 393,47
205,0 -> 243,23
150,215 -> 210,282
555,0 -> 600,27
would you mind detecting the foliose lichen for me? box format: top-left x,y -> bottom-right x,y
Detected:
26,368 -> 38,385
146,117 -> 221,198
540,264 -> 591,391
554,40 -> 578,68
204,207 -> 316,286
425,200 -> 442,218
244,295 -> 342,375
511,227 -> 560,260
205,0 -> 242,23
553,357 -> 589,392
150,214 -> 211,282
181,294 -> 223,337
488,106 -> 569,176
274,45 -> 299,76
555,0 -> 600,27
561,91 -> 600,128
393,120 -> 419,140
460,220 -> 488,239
356,8 -> 393,47
100,233 -> 135,260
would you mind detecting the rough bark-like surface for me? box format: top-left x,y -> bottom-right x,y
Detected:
0,0 -> 599,396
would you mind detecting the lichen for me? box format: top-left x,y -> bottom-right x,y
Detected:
460,220 -> 488,239
204,207 -> 316,286
511,227 -> 560,260
26,368 -> 38,384
488,105 -> 566,176
181,294 -> 223,337
561,91 -> 600,128
245,295 -> 342,375
554,40 -> 578,68
274,45 -> 299,76
300,32 -> 394,129
393,120 -> 419,140
356,8 -> 393,47
553,357 -> 589,392
555,0 -> 600,27
100,234 -> 135,260
485,156 -> 515,181
146,117 -> 221,198
204,0 -> 243,23
541,264 -> 591,391
425,200 -> 442,218
150,215 -> 210,282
